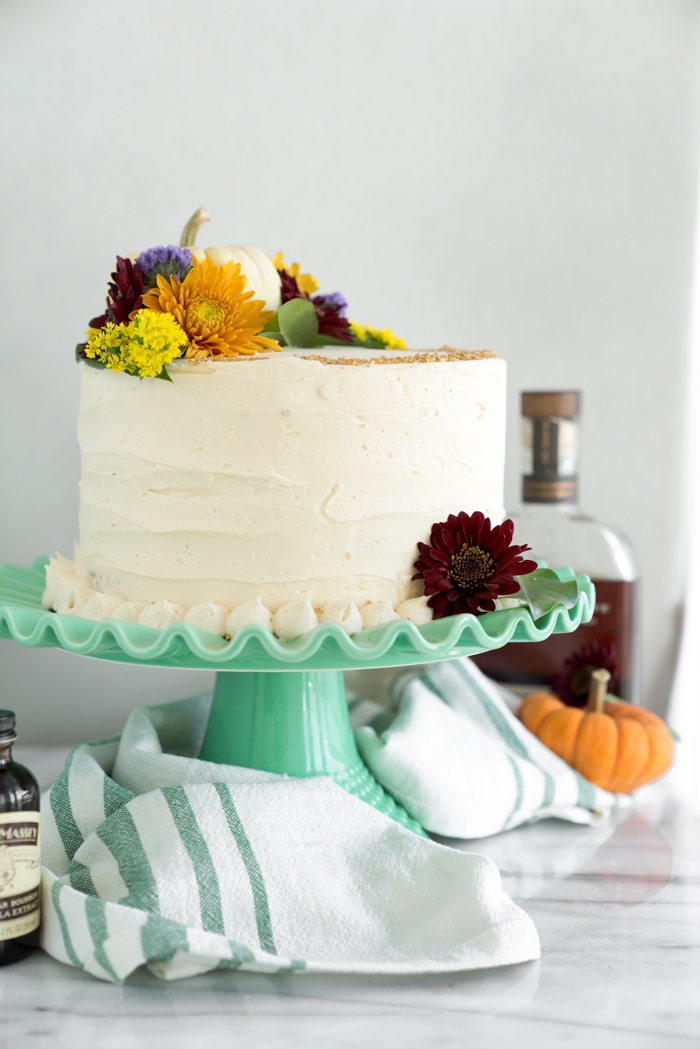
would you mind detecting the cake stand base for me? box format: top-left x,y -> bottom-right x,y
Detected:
199,670 -> 426,837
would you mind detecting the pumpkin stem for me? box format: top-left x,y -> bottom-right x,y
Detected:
180,207 -> 211,248
587,668 -> 611,713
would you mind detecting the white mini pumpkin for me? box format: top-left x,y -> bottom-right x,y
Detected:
181,208 -> 281,313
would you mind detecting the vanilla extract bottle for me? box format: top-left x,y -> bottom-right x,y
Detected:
0,711 -> 41,966
472,391 -> 638,702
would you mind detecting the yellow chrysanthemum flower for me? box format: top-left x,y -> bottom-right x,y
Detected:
142,257 -> 281,359
349,322 -> 406,350
271,251 -> 319,296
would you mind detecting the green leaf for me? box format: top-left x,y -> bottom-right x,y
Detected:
277,298 -> 318,348
76,344 -> 105,370
312,334 -> 359,347
141,261 -> 193,291
155,365 -> 174,382
261,312 -> 282,334
352,335 -> 385,349
511,568 -> 580,621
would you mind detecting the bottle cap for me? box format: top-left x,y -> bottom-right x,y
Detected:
0,710 -> 16,740
522,391 -> 581,419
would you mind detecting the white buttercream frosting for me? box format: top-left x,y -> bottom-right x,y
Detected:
360,599 -> 400,629
137,600 -> 186,630
272,597 -> 319,641
56,584 -> 94,617
183,601 -> 229,636
395,595 -> 433,626
110,601 -> 147,623
319,598 -> 363,636
76,349 -> 506,613
42,554 -> 78,609
80,592 -> 126,621
225,597 -> 273,638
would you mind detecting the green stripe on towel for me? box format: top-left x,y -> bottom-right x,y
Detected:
140,913 -> 191,966
455,662 -> 558,809
66,859 -> 98,898
96,806 -> 161,915
214,782 -> 277,955
162,786 -> 225,937
84,895 -> 120,982
103,773 -> 133,817
50,880 -> 83,969
49,748 -> 84,863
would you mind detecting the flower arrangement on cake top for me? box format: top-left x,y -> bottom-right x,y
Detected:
77,208 -> 405,381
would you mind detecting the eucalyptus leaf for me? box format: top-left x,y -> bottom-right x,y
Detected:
511,568 -> 579,621
261,312 -> 282,334
277,298 -> 319,348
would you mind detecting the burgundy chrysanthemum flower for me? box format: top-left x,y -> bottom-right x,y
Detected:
551,640 -> 619,707
312,293 -> 353,342
279,268 -> 302,304
106,256 -> 144,324
412,511 -> 537,618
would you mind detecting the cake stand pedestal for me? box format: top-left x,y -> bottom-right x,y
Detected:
0,559 -> 595,836
199,669 -> 421,831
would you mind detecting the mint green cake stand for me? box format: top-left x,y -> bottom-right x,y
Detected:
0,558 -> 594,837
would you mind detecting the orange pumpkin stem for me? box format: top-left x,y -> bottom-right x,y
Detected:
587,668 -> 611,714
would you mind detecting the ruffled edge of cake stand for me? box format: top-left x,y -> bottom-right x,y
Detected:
0,558 -> 594,671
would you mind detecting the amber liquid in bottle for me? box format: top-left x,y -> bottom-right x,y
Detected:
0,711 -> 41,966
472,392 -> 638,702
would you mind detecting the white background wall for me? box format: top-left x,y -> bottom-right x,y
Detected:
1,0 -> 699,742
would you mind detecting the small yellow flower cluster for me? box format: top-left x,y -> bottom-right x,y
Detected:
85,311 -> 188,379
271,252 -> 319,296
349,322 -> 406,350
128,311 -> 188,376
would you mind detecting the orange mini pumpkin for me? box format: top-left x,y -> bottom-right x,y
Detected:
517,670 -> 674,793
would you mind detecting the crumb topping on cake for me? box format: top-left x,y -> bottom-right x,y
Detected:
296,348 -> 499,366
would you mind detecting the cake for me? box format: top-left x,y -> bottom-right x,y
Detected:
44,212 -> 516,638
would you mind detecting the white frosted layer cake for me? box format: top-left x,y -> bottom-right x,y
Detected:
72,346 -> 505,614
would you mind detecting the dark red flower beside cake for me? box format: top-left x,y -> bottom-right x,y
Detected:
412,511 -> 537,618
551,639 -> 619,706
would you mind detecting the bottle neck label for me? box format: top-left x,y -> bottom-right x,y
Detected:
522,416 -> 579,504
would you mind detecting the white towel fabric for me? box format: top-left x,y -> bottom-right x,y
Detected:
356,657 -> 627,838
40,686 -> 540,984
39,657 -> 626,984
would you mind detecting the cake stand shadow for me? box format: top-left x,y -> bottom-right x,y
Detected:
0,559 -> 595,837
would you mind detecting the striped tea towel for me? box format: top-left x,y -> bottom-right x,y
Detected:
355,657 -> 629,839
40,695 -> 540,983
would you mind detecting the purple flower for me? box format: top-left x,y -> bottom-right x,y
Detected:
136,244 -> 192,272
135,245 -> 193,289
316,291 -> 348,317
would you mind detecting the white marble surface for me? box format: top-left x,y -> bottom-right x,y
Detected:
2,748 -> 699,1048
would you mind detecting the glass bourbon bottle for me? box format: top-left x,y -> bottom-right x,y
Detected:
472,391 -> 639,702
0,711 -> 41,966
